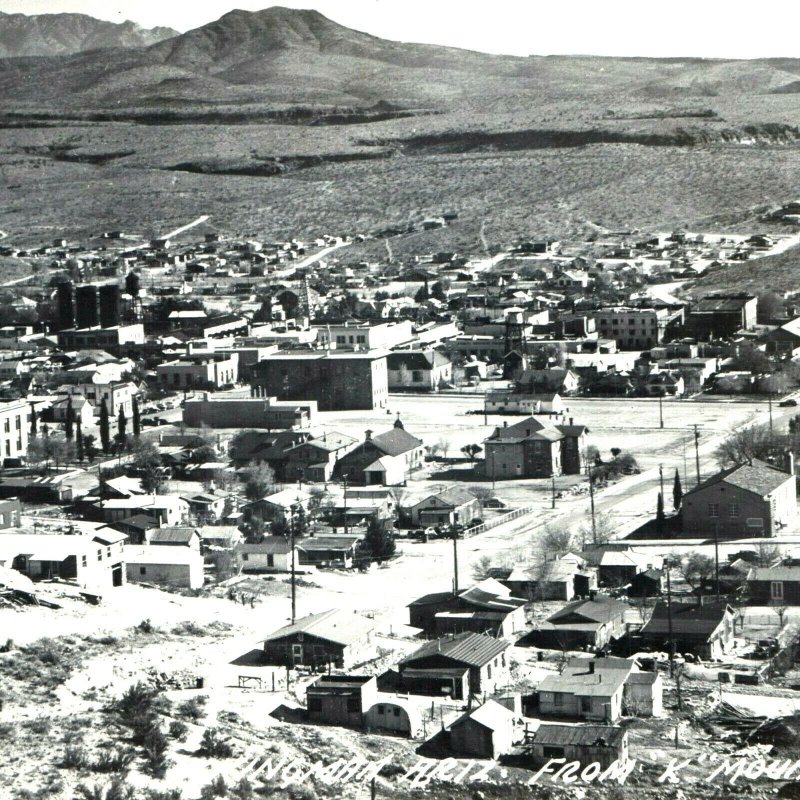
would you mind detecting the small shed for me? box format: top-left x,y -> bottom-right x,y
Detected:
449,699 -> 517,759
307,675 -> 377,728
526,723 -> 628,769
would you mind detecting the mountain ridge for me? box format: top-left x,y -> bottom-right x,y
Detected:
0,11 -> 177,58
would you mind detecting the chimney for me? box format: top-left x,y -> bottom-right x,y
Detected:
588,660 -> 595,674
569,417 -> 574,426
365,430 -> 372,441
589,589 -> 597,601
786,450 -> 795,477
503,421 -> 508,428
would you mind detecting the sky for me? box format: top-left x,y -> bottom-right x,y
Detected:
1,0 -> 800,59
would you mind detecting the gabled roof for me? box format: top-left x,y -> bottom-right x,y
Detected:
641,599 -> 733,638
747,565 -> 800,582
451,699 -> 515,732
538,656 -> 633,697
240,536 -> 294,555
263,609 -> 374,646
685,459 -> 792,499
369,427 -> 424,456
458,578 -> 527,612
547,596 -> 629,626
414,486 -> 477,509
149,527 -> 199,545
400,632 -> 509,668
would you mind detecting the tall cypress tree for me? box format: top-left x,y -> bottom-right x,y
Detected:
29,402 -> 37,437
656,491 -> 665,535
118,407 -> 127,441
132,395 -> 141,438
64,397 -> 74,440
673,469 -> 683,511
76,420 -> 84,463
99,398 -> 110,454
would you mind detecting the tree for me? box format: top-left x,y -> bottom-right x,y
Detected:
437,437 -> 451,460
360,517 -> 396,561
541,524 -> 573,558
29,403 -> 37,437
467,485 -> 496,505
679,552 -> 716,596
192,445 -> 218,464
142,724 -> 170,778
576,510 -> 615,548
430,281 -> 448,302
99,399 -> 110,454
132,441 -> 164,494
460,443 -> 482,462
672,469 -> 683,511
472,555 -> 495,582
83,434 -> 98,461
76,420 -> 84,462
65,397 -> 74,440
757,291 -> 785,324
241,462 -> 275,501
715,423 -> 777,467
656,492 -> 665,534
132,396 -> 141,438
125,271 -> 141,299
118,407 -> 127,441
414,281 -> 430,303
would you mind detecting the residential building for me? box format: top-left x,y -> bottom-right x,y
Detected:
282,432 -> 359,483
95,495 -> 188,527
449,700 -> 518,759
297,535 -> 361,569
146,526 -> 201,550
746,565 -> 800,605
156,354 -> 238,390
228,429 -> 312,469
252,350 -> 390,411
638,598 -> 735,659
525,724 -> 628,770
240,536 -> 298,573
399,632 -> 510,700
409,487 -> 482,528
306,675 -> 378,729
335,419 -> 424,486
493,554 -> 597,601
262,609 -> 375,669
315,319 -> 414,350
57,324 -> 145,353
0,529 -> 125,590
681,459 -> 796,538
593,548 -> 663,588
484,391 -> 565,416
0,497 -> 21,529
386,350 -> 453,391
590,307 -> 673,351
516,368 -> 580,396
527,595 -> 629,650
0,400 -> 27,462
483,417 -> 587,480
124,545 -> 204,589
686,294 -> 757,339
408,578 -> 527,638
183,394 -> 317,429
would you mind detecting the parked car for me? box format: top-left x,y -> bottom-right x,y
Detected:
780,398 -> 797,407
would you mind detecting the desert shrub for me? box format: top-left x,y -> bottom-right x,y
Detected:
177,695 -> 207,722
197,727 -> 234,758
136,619 -> 155,634
229,778 -> 254,800
62,744 -> 88,768
142,724 -> 171,778
0,638 -> 13,652
75,777 -> 137,800
199,776 -> 227,800
91,747 -> 135,774
170,621 -> 206,636
168,720 -> 189,741
22,717 -> 51,735
144,791 -> 182,800
0,722 -> 16,741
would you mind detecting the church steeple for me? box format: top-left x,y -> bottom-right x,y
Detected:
394,414 -> 404,430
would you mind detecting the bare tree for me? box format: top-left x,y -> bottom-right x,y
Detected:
715,423 -> 777,467
678,551 -> 715,596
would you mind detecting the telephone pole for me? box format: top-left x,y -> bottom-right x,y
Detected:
666,560 -> 675,677
692,425 -> 701,486
290,505 -> 297,624
769,392 -> 774,437
342,476 -> 348,537
587,460 -> 597,544
659,394 -> 664,429
551,474 -> 556,509
714,519 -> 720,600
451,524 -> 459,596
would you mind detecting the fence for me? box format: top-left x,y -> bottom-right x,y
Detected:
463,505 -> 534,538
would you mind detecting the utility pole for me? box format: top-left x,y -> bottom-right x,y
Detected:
714,519 -> 720,600
769,392 -> 774,437
342,476 -> 348,537
659,464 -> 664,499
659,394 -> 664,429
290,505 -> 297,624
551,474 -> 556,509
666,560 -> 675,677
451,524 -> 459,596
587,459 -> 597,544
491,452 -> 496,491
693,425 -> 701,486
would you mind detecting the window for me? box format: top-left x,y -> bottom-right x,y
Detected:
771,581 -> 784,601
3,419 -> 8,433
15,416 -> 20,430
377,705 -> 385,715
242,553 -> 249,561
139,567 -> 146,575
487,665 -> 492,679
346,697 -> 360,713
581,697 -> 592,713
412,370 -> 423,382
553,693 -> 563,707
82,556 -> 87,567
708,503 -> 719,518
543,745 -> 565,758
106,547 -> 111,558
308,698 -> 322,712
97,549 -> 103,562
728,503 -> 739,518
394,707 -> 401,717
267,554 -> 274,567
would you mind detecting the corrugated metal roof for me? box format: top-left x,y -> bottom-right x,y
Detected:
533,723 -> 625,747
264,609 -> 374,646
400,632 -> 509,668
453,699 -> 516,732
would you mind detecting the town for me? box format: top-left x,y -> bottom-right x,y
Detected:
3,209 -> 800,800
